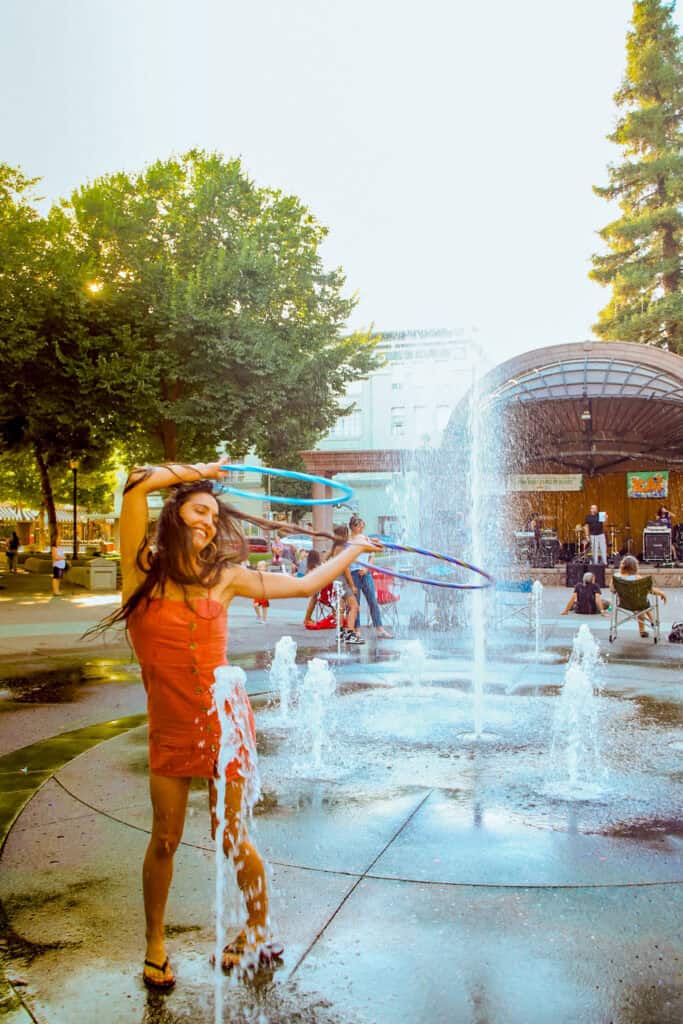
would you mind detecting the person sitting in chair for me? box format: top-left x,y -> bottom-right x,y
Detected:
611,555 -> 667,638
561,571 -> 608,617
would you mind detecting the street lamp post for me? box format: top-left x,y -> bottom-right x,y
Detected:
69,459 -> 80,559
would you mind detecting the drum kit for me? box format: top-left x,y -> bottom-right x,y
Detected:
573,523 -> 632,560
513,515 -> 560,567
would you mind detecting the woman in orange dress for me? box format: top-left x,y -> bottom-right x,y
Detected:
108,461 -> 380,990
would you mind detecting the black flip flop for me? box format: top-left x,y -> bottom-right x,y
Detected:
143,957 -> 176,991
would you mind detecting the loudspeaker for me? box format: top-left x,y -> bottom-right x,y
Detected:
566,562 -> 606,587
643,533 -> 670,562
540,538 -> 561,566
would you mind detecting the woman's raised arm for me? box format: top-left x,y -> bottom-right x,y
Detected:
120,462 -> 226,595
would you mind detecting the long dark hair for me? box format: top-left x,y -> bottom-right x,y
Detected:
88,471 -> 335,635
327,523 -> 349,559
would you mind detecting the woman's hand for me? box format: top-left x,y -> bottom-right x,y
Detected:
348,534 -> 383,556
197,461 -> 230,482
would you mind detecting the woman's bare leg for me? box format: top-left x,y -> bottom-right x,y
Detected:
347,594 -> 359,632
209,777 -> 268,948
142,774 -> 191,983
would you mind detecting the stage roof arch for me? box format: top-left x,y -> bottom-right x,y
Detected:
446,340 -> 683,475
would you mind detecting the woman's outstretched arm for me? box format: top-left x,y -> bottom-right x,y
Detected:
222,538 -> 382,603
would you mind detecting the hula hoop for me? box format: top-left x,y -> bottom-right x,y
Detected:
355,540 -> 494,590
216,464 -> 353,507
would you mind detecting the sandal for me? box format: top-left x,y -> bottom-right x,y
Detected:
375,629 -> 394,639
143,956 -> 176,991
218,933 -> 284,972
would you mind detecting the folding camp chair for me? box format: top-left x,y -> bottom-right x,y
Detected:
609,575 -> 660,644
493,579 -> 534,631
304,584 -> 349,631
370,567 -> 400,633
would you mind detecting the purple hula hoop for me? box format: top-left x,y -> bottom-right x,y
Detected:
355,540 -> 495,590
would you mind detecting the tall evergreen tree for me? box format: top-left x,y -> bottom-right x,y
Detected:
590,0 -> 683,351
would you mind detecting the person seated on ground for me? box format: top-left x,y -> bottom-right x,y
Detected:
611,554 -> 667,638
561,571 -> 608,617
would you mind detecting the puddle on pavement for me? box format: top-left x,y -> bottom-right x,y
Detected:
631,695 -> 683,727
0,899 -> 82,968
0,660 -> 140,705
598,817 -> 683,842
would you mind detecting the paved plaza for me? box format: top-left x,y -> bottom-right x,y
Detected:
0,568 -> 681,1023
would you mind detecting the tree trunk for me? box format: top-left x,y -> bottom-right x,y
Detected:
34,444 -> 57,546
661,223 -> 681,352
159,419 -> 178,462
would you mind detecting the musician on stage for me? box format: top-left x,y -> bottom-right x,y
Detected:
657,505 -> 673,528
584,504 -> 607,564
656,505 -> 675,558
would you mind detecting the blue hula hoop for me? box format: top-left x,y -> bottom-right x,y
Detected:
356,540 -> 494,590
216,464 -> 354,507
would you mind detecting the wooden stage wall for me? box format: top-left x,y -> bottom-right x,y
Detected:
508,469 -> 683,552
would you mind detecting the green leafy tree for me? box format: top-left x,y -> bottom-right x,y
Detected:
68,149 -> 380,463
590,0 -> 683,350
0,165 -> 131,544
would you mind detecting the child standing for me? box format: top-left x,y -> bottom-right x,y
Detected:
253,561 -> 270,623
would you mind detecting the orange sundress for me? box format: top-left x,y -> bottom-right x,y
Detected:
128,596 -> 256,779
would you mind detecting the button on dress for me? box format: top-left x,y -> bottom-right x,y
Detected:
128,597 -> 256,779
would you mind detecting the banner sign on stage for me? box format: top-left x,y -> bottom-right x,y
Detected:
508,473 -> 583,493
627,471 -> 669,499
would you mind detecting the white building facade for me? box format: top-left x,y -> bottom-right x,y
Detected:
316,329 -> 485,534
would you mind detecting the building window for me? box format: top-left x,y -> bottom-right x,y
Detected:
330,408 -> 361,439
392,382 -> 402,391
390,406 -> 405,436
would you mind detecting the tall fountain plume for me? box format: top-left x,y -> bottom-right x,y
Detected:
384,364 -> 512,737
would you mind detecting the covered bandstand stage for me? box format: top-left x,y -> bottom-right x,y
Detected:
481,340 -> 683,585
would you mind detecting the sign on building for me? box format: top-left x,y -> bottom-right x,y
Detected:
508,474 -> 583,492
626,471 -> 668,499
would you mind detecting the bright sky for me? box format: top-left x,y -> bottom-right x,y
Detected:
2,0 -> 681,364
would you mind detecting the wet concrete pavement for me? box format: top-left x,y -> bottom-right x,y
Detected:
0,568 -> 681,1022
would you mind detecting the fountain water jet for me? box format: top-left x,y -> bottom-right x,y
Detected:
297,658 -> 337,769
398,638 -> 428,686
546,625 -> 606,800
532,579 -> 544,660
459,370 -> 497,743
268,635 -> 299,722
325,580 -> 352,661
211,666 -> 262,1018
